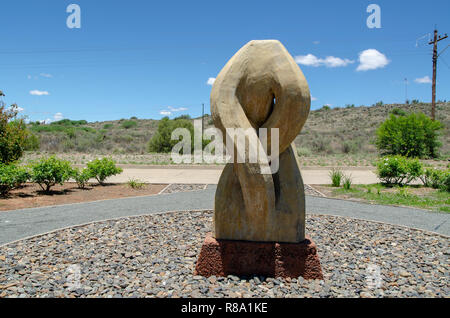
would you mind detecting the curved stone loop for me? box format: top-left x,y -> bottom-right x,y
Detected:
211,40 -> 310,243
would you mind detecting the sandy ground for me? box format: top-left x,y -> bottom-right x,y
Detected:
107,167 -> 380,185
0,183 -> 166,211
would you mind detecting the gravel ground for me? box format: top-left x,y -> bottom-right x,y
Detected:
161,184 -> 322,196
0,210 -> 448,298
304,185 -> 325,197
160,184 -> 207,194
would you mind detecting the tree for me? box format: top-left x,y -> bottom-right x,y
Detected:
148,117 -> 195,153
0,99 -> 28,164
376,112 -> 442,158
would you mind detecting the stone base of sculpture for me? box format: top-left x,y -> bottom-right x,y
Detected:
194,233 -> 323,280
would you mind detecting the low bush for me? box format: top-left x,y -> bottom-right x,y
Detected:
376,155 -> 423,186
24,132 -> 40,151
87,158 -> 123,185
0,164 -> 29,196
342,174 -> 353,190
121,120 -> 138,129
390,108 -> 407,116
30,156 -> 73,192
51,119 -> 88,126
443,172 -> 450,192
329,168 -> 343,187
127,178 -> 146,189
73,168 -> 91,189
376,112 -> 442,158
421,168 -> 450,192
297,147 -> 312,157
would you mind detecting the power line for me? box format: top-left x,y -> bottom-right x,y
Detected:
440,56 -> 450,70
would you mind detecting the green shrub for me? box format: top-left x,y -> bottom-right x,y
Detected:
87,158 -> 123,185
127,178 -> 146,189
443,172 -> 450,192
342,141 -> 359,154
73,168 -> 91,189
297,147 -> 312,157
148,117 -> 194,153
376,112 -> 442,158
311,138 -> 332,154
390,108 -> 407,116
376,156 -> 423,186
29,124 -> 96,134
0,164 -> 29,195
24,132 -> 40,151
51,119 -> 87,126
30,156 -> 73,192
174,114 -> 191,120
121,120 -> 138,129
342,174 -> 353,190
329,168 -> 343,187
421,168 -> 450,191
0,104 -> 28,164
103,124 -> 113,129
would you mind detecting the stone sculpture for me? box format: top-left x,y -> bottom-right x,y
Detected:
195,40 -> 323,279
211,40 -> 310,243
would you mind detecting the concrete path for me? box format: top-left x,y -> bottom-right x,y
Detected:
0,185 -> 448,246
108,167 -> 379,185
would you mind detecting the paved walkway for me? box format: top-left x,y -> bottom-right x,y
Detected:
0,185 -> 448,246
108,167 -> 379,185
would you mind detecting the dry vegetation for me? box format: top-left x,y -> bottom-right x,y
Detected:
24,102 -> 449,167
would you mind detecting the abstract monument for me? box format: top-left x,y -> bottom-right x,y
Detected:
195,40 -> 323,279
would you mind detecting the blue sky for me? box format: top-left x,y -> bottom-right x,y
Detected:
0,0 -> 449,123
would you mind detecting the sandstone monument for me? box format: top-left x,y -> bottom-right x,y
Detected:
195,40 -> 323,279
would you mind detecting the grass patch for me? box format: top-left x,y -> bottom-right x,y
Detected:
127,178 -> 146,189
332,184 -> 449,212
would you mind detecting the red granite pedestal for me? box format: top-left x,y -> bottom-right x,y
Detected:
194,233 -> 323,280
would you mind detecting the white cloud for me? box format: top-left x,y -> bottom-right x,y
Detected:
30,90 -> 49,96
295,54 -> 321,66
313,41 -> 320,45
356,49 -> 390,71
168,106 -> 188,112
40,73 -> 53,78
206,77 -> 216,86
295,54 -> 354,68
7,106 -> 24,112
159,106 -> 188,116
27,75 -> 32,80
415,76 -> 432,84
53,112 -> 63,121
311,96 -> 318,101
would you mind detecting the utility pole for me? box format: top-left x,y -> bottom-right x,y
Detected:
405,78 -> 408,104
429,29 -> 448,120
201,103 -> 204,139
